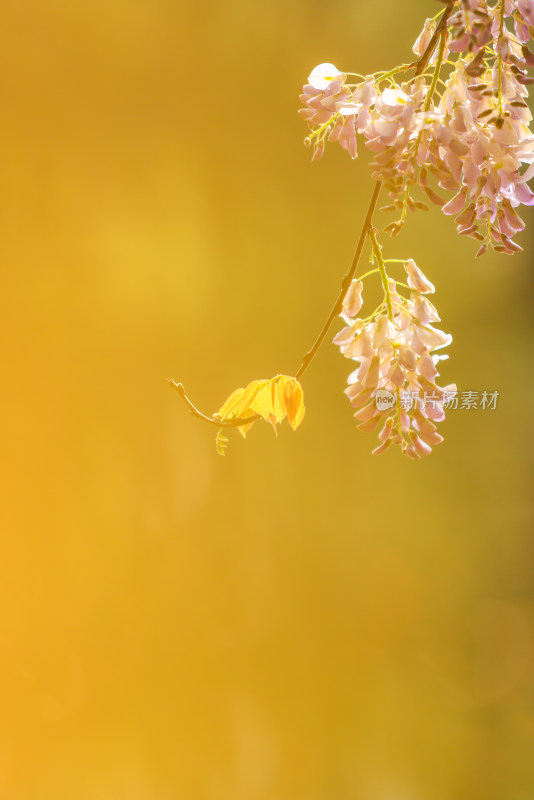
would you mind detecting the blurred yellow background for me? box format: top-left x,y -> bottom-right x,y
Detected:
2,1 -> 534,798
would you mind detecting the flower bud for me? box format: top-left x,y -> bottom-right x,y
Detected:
342,280 -> 363,317
404,259 -> 435,294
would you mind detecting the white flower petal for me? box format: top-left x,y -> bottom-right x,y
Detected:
308,63 -> 343,91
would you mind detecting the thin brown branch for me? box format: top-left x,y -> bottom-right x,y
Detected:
295,180 -> 382,380
169,379 -> 260,428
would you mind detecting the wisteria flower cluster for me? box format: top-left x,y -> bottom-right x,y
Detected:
334,247 -> 456,458
173,1 -> 531,460
299,1 -> 534,254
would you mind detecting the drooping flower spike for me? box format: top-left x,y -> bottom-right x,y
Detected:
300,2 -> 534,254
334,246 -> 455,458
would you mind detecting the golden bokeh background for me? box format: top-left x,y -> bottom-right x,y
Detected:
2,1 -> 534,797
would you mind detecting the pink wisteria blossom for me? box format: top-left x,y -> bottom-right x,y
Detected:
334,262 -> 455,459
300,3 -> 534,254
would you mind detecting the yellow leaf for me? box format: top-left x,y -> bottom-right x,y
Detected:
292,400 -> 305,430
236,411 -> 257,439
268,413 -> 279,435
232,379 -> 266,419
216,387 -> 245,420
271,377 -> 288,424
249,382 -> 276,421
284,379 -> 305,430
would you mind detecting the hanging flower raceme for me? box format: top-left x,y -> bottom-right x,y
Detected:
333,254 -> 456,459
363,79 -> 454,227
300,5 -> 534,253
299,63 -> 377,162
438,56 -> 534,254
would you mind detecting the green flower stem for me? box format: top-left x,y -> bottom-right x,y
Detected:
308,116 -> 335,141
497,0 -> 506,121
368,227 -> 393,322
411,28 -> 448,167
376,63 -> 413,84
424,28 -> 448,112
358,268 -> 380,281
367,229 -> 406,440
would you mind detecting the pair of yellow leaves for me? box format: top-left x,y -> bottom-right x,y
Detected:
214,375 -> 305,455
